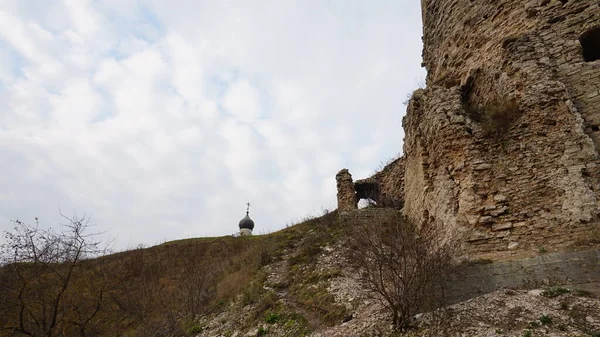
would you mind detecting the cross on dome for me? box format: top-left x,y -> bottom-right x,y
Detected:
239,202 -> 255,235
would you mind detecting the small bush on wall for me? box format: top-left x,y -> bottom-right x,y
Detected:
466,99 -> 521,139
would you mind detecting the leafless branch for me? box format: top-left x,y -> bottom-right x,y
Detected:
347,215 -> 457,331
0,215 -> 110,337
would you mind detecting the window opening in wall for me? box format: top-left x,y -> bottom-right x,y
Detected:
592,125 -> 599,132
355,181 -> 379,203
580,27 -> 600,62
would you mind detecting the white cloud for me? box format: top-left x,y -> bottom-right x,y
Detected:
49,78 -> 102,126
62,0 -> 103,39
222,79 -> 262,123
0,0 -> 426,250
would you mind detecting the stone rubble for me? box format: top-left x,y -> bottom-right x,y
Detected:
407,288 -> 600,337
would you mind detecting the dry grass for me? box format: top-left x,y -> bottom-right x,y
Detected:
466,99 -> 521,139
0,211 -> 344,337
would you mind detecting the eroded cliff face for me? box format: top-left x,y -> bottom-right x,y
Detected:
403,0 -> 600,257
338,0 -> 600,259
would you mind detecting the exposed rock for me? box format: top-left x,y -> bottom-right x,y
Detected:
492,222 -> 513,231
407,288 -> 600,337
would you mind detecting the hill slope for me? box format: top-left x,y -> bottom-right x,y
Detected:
2,210 -> 599,337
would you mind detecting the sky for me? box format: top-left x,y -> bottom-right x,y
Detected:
0,0 -> 426,250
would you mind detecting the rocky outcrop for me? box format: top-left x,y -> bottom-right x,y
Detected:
409,288 -> 600,336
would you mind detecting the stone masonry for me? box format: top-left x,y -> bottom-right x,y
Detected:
354,157 -> 406,209
337,0 -> 600,259
405,0 -> 600,258
336,169 -> 357,213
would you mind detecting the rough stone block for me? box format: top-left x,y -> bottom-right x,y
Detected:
492,222 -> 514,231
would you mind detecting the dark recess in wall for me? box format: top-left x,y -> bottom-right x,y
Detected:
580,27 -> 600,62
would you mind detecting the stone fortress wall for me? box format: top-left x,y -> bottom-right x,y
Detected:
337,0 -> 600,260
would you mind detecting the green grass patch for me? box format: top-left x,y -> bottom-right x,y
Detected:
539,314 -> 552,325
264,312 -> 281,324
541,287 -> 570,298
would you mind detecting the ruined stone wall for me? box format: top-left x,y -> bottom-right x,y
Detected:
338,208 -> 403,228
336,169 -> 357,213
401,0 -> 600,258
354,157 -> 405,208
403,87 -> 469,240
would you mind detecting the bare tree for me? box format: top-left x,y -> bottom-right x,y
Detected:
347,215 -> 456,331
0,214 -> 109,337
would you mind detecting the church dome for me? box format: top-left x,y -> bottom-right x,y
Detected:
239,214 -> 255,230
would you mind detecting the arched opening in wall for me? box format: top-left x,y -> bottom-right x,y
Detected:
580,27 -> 600,62
354,180 -> 404,209
355,181 -> 379,205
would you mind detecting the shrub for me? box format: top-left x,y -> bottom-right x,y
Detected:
347,215 -> 457,330
523,329 -> 533,337
466,99 -> 521,139
180,264 -> 216,318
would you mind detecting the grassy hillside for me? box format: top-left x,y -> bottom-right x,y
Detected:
0,211 -> 343,337
3,210 -> 600,337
